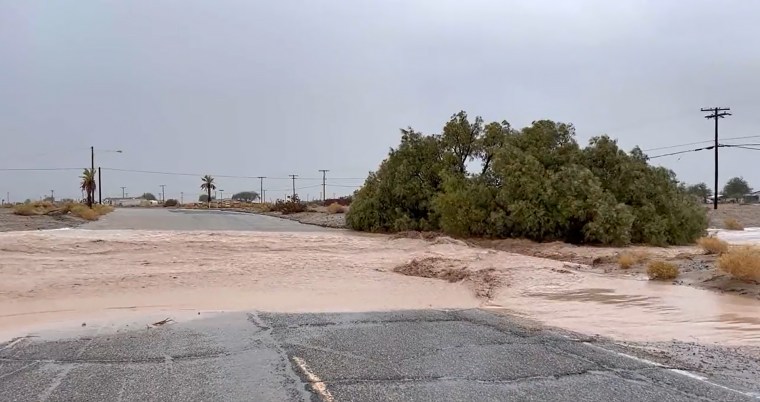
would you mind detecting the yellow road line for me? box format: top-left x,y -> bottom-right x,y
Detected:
292,356 -> 334,402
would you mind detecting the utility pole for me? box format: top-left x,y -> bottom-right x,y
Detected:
97,167 -> 102,204
90,146 -> 95,172
257,176 -> 266,203
159,184 -> 166,202
50,190 -> 54,202
180,192 -> 184,204
289,174 -> 298,200
120,187 -> 126,198
701,107 -> 732,210
318,169 -> 329,202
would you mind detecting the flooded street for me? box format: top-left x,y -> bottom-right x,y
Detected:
490,268 -> 760,346
1,218 -> 759,347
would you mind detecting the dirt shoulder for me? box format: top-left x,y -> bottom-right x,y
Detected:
0,208 -> 87,232
259,210 -> 347,229
389,231 -> 760,301
707,203 -> 760,229
256,207 -> 760,300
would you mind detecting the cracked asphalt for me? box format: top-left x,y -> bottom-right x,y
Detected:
1,309 -> 755,401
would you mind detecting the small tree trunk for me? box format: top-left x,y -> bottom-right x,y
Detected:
208,189 -> 211,209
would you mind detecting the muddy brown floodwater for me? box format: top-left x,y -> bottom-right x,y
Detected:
1,229 -> 759,349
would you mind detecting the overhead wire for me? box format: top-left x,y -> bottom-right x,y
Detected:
643,135 -> 760,152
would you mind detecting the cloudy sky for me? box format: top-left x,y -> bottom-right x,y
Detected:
1,0 -> 758,202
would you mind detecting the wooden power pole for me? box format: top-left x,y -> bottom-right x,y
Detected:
289,174 -> 298,200
701,107 -> 731,210
318,169 -> 329,202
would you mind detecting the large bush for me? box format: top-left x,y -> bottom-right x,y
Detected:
346,112 -> 707,245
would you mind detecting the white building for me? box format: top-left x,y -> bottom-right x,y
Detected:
103,197 -> 146,207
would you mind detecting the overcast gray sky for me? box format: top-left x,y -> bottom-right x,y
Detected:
1,0 -> 759,202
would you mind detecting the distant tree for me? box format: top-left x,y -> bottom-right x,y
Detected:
43,196 -> 55,202
201,175 -> 216,208
231,191 -> 259,203
686,183 -> 711,203
198,194 -> 216,202
141,192 -> 157,201
80,168 -> 97,207
723,177 -> 751,200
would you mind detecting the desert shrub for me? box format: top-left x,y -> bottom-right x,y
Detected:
347,112 -> 708,245
724,218 -> 744,231
13,201 -> 60,216
718,246 -> 760,281
271,195 -> 307,215
327,202 -> 346,214
618,253 -> 636,269
697,236 -> 729,255
69,204 -> 113,220
13,203 -> 39,216
646,261 -> 679,280
323,196 -> 352,207
617,251 -> 650,269
163,199 -> 179,207
70,204 -> 99,220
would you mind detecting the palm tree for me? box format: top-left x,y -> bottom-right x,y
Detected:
200,175 -> 216,208
80,168 -> 97,207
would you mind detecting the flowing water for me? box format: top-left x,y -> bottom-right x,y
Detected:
1,228 -> 759,346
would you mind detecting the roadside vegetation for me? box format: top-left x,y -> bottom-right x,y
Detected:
697,236 -> 730,255
647,261 -> 680,280
327,202 -> 346,214
724,218 -> 744,231
617,251 -> 650,269
718,246 -> 760,281
12,200 -> 113,221
347,111 -> 708,246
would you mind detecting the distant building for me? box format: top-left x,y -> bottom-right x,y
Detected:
743,191 -> 760,204
103,197 -> 145,207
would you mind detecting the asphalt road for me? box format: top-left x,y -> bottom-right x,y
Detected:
1,310 -> 755,402
83,208 -> 329,231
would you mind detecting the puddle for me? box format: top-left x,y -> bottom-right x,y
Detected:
491,270 -> 760,346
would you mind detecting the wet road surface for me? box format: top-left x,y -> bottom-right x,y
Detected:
83,208 -> 329,231
1,310 -> 755,401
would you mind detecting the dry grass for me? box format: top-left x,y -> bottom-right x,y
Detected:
617,251 -> 650,269
13,203 -> 40,216
647,260 -> 679,280
724,217 -> 744,231
69,204 -> 114,221
327,202 -> 346,214
13,201 -> 58,216
718,246 -> 760,282
697,236 -> 729,255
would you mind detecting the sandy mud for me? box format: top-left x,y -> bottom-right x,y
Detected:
2,229 -> 759,351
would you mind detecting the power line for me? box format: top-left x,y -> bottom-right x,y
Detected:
722,144 -> 760,151
99,167 -> 364,181
0,167 -> 83,171
648,145 -> 715,159
642,135 -> 760,152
